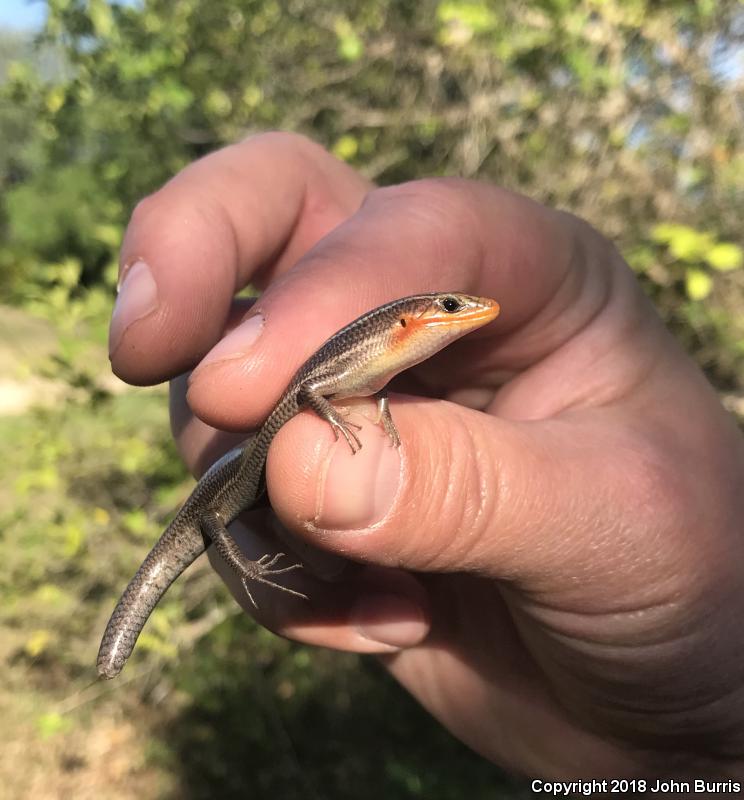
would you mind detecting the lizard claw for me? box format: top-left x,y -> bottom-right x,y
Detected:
329,419 -> 363,453
239,553 -> 307,608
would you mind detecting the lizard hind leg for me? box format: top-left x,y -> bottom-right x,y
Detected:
201,510 -> 307,607
376,391 -> 401,447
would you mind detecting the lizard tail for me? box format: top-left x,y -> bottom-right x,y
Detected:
96,508 -> 207,679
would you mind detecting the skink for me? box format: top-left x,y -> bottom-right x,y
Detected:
97,292 -> 500,678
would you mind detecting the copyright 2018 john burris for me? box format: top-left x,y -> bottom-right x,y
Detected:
531,779 -> 742,795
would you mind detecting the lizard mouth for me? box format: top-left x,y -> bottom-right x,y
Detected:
462,298 -> 500,324
423,297 -> 500,328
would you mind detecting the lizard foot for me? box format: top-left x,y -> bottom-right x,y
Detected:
239,552 -> 307,608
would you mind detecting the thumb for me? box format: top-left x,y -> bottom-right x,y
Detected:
267,394 -> 623,595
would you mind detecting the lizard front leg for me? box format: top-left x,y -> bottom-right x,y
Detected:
299,384 -> 364,453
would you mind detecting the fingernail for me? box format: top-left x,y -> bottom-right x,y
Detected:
313,427 -> 402,530
109,260 -> 159,354
351,593 -> 428,648
189,313 -> 265,383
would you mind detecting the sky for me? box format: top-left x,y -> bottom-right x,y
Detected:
0,0 -> 47,31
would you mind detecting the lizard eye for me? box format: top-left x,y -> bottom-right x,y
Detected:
441,296 -> 461,313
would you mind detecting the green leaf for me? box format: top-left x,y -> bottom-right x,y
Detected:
334,18 -> 364,61
25,628 -> 52,657
63,521 -> 84,557
332,135 -> 358,161
685,268 -> 713,301
36,712 -> 70,739
566,47 -> 594,86
706,243 -> 743,272
651,223 -> 684,244
6,60 -> 31,83
651,223 -> 714,260
137,631 -> 178,658
242,85 -> 264,109
32,584 -> 67,606
437,2 -> 498,33
123,508 -> 150,537
668,228 -> 713,262
625,245 -> 655,274
88,0 -> 114,38
696,0 -> 716,19
93,224 -> 122,249
204,88 -> 233,118
44,86 -> 65,114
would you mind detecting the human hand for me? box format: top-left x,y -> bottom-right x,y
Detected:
110,132 -> 744,779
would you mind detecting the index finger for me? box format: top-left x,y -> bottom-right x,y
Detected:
110,132 -> 372,384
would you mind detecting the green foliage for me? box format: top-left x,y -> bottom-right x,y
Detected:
6,165 -> 118,264
158,621 -> 534,799
650,224 -> 744,274
1,0 -> 742,383
626,224 -> 744,383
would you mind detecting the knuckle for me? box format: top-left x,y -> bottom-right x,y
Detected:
128,191 -> 160,229
366,177 -> 471,220
361,178 -> 484,269
239,130 -> 325,163
404,409 -> 497,570
242,129 -> 312,148
618,435 -> 689,531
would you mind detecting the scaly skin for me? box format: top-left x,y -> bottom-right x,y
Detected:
97,292 -> 499,678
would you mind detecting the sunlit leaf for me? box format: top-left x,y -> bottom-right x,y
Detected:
332,135 -> 358,161
685,268 -> 713,301
651,223 -> 682,244
668,227 -> 713,262
63,521 -> 84,557
123,509 -> 149,536
89,0 -> 114,38
93,507 -> 111,524
204,89 -> 232,118
44,87 -> 65,114
437,1 -> 498,33
32,584 -> 67,606
334,17 -> 364,61
25,629 -> 52,657
36,712 -> 70,739
93,224 -> 122,249
242,85 -> 263,108
706,243 -> 743,272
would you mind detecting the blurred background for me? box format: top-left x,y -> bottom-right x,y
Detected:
0,0 -> 742,797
